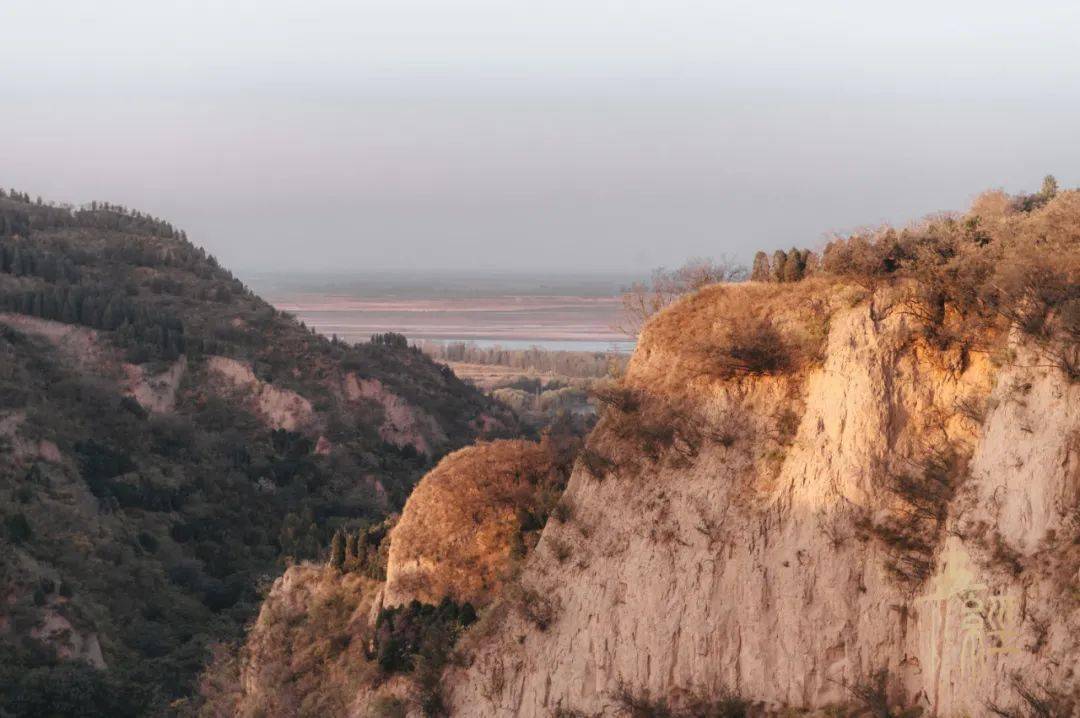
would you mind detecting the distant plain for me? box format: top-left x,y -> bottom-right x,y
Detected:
248,271 -> 637,353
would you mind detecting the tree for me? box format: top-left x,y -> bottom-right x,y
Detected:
782,247 -> 806,282
1041,174 -> 1059,200
770,250 -> 788,283
617,257 -> 746,335
750,251 -> 771,282
346,531 -> 361,565
329,529 -> 346,570
4,512 -> 32,543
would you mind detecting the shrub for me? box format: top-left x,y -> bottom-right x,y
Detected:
954,394 -> 988,425
618,257 -> 747,334
369,695 -> 407,718
547,536 -> 573,564
577,446 -> 617,480
857,443 -> 969,586
4,512 -> 32,543
552,707 -> 603,718
588,385 -> 739,476
371,598 -> 477,675
986,673 -> 1080,718
822,231 -> 907,289
513,585 -> 559,631
551,498 -> 573,524
694,315 -> 798,378
847,670 -> 889,718
411,650 -> 449,717
612,683 -> 749,718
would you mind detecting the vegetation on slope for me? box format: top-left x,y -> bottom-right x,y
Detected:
199,427 -> 577,718
0,189 -> 511,715
588,178 -> 1078,484
385,427 -> 579,609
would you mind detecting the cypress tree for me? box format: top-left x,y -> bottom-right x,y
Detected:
329,530 -> 346,570
750,251 -> 771,282
782,247 -> 806,282
770,250 -> 788,283
346,531 -> 360,566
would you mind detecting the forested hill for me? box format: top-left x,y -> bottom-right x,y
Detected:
0,189 -> 514,715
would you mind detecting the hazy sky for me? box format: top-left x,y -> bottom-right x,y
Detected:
3,1 -> 1079,274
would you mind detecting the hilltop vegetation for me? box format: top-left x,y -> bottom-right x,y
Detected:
0,189 -> 511,715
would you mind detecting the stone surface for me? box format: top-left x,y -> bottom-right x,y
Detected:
446,285 -> 1080,716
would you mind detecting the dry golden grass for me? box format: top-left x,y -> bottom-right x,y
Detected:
385,438 -> 569,608
821,188 -> 1080,378
629,277 -> 845,397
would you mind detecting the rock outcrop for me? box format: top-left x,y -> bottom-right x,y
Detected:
384,439 -> 564,609
344,374 -> 447,456
212,190 -> 1080,717
216,276 -> 1080,717
445,279 -> 1080,716
206,355 -> 315,431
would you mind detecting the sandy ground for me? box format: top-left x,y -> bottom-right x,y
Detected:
269,295 -> 630,348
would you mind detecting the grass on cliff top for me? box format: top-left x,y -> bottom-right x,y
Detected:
386,429 -> 579,609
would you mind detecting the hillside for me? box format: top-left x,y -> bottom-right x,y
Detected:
206,435 -> 576,717
444,187 -> 1080,716
213,183 -> 1079,717
0,190 -> 514,715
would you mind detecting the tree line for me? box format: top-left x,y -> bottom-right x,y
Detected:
420,340 -> 625,378
1,188 -> 185,240
750,247 -> 819,283
0,285 -> 189,360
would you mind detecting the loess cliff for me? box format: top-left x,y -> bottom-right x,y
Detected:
219,187 -> 1080,717
448,285 -> 1077,716
443,192 -> 1080,717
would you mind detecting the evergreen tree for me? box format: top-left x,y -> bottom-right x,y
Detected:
346,531 -> 360,566
750,251 -> 771,282
782,246 -> 806,282
770,250 -> 788,283
329,530 -> 346,570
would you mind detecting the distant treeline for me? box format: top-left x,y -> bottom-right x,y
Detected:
0,188 -> 262,362
419,340 -> 627,378
0,232 -> 247,362
0,188 -> 185,240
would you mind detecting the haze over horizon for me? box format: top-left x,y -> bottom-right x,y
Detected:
3,0 -> 1078,275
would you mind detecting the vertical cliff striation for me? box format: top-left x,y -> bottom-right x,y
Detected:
217,187 -> 1080,717
447,277 -> 1079,715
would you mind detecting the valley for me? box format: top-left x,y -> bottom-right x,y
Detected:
2,181 -> 1079,718
251,272 -> 634,432
5,3 -> 1074,716
249,272 -> 636,353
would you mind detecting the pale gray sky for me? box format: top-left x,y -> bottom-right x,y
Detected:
2,0 -> 1078,273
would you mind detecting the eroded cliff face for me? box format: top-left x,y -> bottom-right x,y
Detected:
202,564 -> 394,718
444,281 -> 1080,716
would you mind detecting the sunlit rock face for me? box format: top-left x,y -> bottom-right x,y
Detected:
446,280 -> 1080,717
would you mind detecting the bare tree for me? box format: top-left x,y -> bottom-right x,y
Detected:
617,256 -> 746,335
